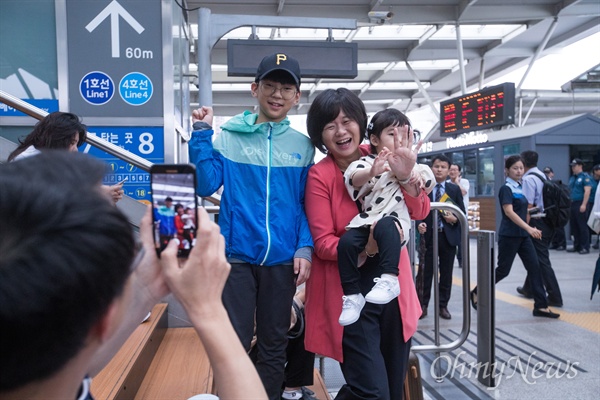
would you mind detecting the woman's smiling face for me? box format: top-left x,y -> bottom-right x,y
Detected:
321,110 -> 362,166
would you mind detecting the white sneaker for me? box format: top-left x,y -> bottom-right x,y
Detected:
338,294 -> 366,326
365,274 -> 400,304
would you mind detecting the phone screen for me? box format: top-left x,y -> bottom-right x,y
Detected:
150,164 -> 198,258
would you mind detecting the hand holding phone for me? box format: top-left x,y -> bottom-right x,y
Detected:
150,164 -> 198,258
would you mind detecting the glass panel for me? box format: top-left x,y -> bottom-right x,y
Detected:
0,0 -> 58,99
450,152 -> 464,168
570,144 -> 600,172
464,149 -> 477,196
478,146 -> 495,196
503,143 -> 520,156
450,152 -> 475,197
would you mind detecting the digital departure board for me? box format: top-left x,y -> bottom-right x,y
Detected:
440,82 -> 515,136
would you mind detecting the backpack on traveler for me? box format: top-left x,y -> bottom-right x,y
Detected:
530,172 -> 571,229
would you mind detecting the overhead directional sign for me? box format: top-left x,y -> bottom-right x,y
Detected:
85,0 -> 145,58
227,40 -> 358,79
66,0 -> 162,117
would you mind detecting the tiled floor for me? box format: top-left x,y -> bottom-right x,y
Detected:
319,237 -> 600,400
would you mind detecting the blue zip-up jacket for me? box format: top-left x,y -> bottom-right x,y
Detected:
189,111 -> 315,266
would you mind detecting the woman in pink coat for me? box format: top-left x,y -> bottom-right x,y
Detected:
304,88 -> 430,399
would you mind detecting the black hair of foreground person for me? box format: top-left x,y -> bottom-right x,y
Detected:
1,151 -> 268,400
7,111 -> 88,162
0,151 -> 134,391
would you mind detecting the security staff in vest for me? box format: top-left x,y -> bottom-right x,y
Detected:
516,151 -> 564,307
568,158 -> 593,254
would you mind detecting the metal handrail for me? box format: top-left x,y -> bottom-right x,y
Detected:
0,90 -> 153,171
0,90 -> 220,207
411,201 -> 471,354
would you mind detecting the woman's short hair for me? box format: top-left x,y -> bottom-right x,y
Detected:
306,88 -> 368,154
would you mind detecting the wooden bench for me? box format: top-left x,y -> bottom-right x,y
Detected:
135,333 -> 331,399
91,302 -> 330,399
134,327 -> 214,399
91,303 -> 168,400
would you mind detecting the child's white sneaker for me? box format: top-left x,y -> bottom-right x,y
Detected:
365,274 -> 400,304
338,294 -> 366,326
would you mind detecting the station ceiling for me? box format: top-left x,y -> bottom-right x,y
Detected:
182,0 -> 600,141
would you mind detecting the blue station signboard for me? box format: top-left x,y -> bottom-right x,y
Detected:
66,0 -> 163,118
84,126 -> 164,203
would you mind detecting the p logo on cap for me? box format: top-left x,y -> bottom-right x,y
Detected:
276,54 -> 287,65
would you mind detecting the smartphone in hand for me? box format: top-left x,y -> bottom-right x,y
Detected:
150,164 -> 198,258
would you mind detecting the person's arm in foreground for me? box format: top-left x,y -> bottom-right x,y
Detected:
161,207 -> 267,400
89,206 -> 170,376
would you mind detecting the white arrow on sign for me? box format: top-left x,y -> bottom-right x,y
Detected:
85,0 -> 144,58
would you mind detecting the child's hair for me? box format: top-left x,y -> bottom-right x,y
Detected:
367,108 -> 411,154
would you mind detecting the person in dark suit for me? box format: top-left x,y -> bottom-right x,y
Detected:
417,154 -> 466,319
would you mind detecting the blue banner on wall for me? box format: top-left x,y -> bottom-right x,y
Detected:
0,99 -> 59,116
84,126 -> 163,203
